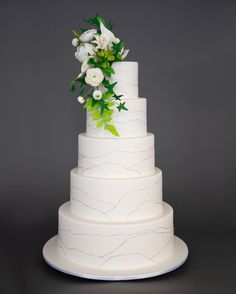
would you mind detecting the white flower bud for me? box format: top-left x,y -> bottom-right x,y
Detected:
93,90 -> 103,100
72,38 -> 79,47
77,96 -> 85,104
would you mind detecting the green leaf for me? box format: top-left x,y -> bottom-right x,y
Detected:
107,19 -> 116,31
87,98 -> 99,112
104,117 -> 112,123
96,120 -> 104,128
102,79 -> 117,92
103,108 -> 114,117
83,97 -> 92,108
72,29 -> 80,38
83,13 -> 105,28
116,53 -> 123,61
112,41 -> 124,54
114,93 -> 123,100
117,102 -> 128,112
102,91 -> 113,99
87,58 -> 97,66
92,110 -> 102,121
107,66 -> 115,74
69,85 -> 75,93
105,124 -> 120,137
107,101 -> 115,107
102,68 -> 112,77
98,99 -> 109,114
91,98 -> 98,107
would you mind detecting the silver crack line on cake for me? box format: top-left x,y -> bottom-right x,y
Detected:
59,226 -> 173,238
71,197 -> 112,221
126,200 -> 162,220
59,226 -> 173,259
106,178 -> 161,214
71,185 -> 115,206
79,161 -> 144,177
78,146 -> 153,161
79,154 -> 154,179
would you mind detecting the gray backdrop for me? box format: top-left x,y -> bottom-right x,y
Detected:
0,0 -> 236,293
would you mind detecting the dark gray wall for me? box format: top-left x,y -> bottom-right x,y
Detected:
0,1 -> 236,293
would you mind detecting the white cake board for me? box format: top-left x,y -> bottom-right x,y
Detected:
43,235 -> 188,281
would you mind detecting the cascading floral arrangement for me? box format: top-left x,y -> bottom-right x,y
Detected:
69,14 -> 129,137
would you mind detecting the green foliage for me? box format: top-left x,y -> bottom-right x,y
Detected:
102,91 -> 113,99
69,85 -> 76,92
117,102 -> 128,112
92,110 -> 101,120
72,29 -> 80,38
83,97 -> 92,108
105,124 -> 120,137
98,99 -> 109,114
107,19 -> 116,31
96,120 -> 104,128
112,41 -> 124,55
83,13 -> 105,28
114,93 -> 123,100
69,14 -> 130,137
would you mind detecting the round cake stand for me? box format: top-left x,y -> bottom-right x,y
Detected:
42,235 -> 188,281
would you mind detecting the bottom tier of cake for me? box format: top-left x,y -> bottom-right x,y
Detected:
58,202 -> 175,271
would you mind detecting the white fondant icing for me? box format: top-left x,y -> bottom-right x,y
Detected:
78,133 -> 155,178
58,202 -> 174,271
109,62 -> 138,99
70,167 -> 163,222
42,61 -> 188,277
86,98 -> 147,138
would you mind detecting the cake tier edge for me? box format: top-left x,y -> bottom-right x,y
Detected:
70,167 -> 163,222
78,132 -> 155,178
58,201 -> 174,271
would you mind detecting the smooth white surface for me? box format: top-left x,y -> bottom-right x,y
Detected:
58,202 -> 173,271
86,98 -> 147,138
43,235 -> 188,281
109,62 -> 138,99
70,168 -> 163,222
78,133 -> 155,178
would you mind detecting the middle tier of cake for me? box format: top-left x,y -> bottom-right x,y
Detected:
70,167 -> 163,222
78,133 -> 155,178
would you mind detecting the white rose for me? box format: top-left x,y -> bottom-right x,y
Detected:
93,90 -> 103,100
72,38 -> 79,47
77,96 -> 85,103
79,29 -> 97,42
75,43 -> 95,63
85,68 -> 104,87
93,22 -> 119,50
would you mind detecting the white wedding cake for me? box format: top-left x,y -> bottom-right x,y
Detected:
57,62 -> 183,271
43,16 -> 188,280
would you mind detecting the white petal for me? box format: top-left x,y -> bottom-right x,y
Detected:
81,58 -> 91,73
122,49 -> 129,59
84,43 -> 95,55
100,22 -> 117,43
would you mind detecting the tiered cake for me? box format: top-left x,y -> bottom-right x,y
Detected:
43,62 -> 188,279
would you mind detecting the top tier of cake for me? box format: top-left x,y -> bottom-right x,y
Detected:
86,62 -> 147,138
110,62 -> 139,98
